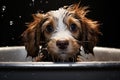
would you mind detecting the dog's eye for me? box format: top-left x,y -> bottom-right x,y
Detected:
70,24 -> 77,32
46,25 -> 54,33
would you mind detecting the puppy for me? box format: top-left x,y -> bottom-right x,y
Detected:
22,4 -> 100,62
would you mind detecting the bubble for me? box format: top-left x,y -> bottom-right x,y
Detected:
29,0 -> 35,7
32,0 -> 35,6
37,10 -> 44,13
19,16 -> 22,19
40,0 -> 42,3
2,5 -> 6,12
10,21 -> 14,26
29,3 -> 32,7
32,0 -> 34,2
45,0 -> 48,4
1,15 -> 4,18
11,37 -> 15,40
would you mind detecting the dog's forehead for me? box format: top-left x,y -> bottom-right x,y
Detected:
47,8 -> 71,31
47,8 -> 68,19
46,8 -> 74,39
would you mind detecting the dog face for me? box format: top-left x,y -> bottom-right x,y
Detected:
22,4 -> 100,62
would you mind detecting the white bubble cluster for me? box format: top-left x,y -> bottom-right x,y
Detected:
2,5 -> 6,12
10,21 -> 14,26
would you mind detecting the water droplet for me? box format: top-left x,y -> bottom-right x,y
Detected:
2,6 -> 6,12
45,0 -> 48,4
32,0 -> 34,2
37,10 -> 44,13
1,15 -> 4,18
10,21 -> 14,26
11,37 -> 15,40
29,0 -> 35,7
40,0 -> 42,3
29,3 -> 32,7
32,0 -> 34,6
19,16 -> 22,18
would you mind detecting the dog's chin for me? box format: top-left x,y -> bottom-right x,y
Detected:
59,53 -> 68,61
48,49 -> 80,62
47,40 -> 80,62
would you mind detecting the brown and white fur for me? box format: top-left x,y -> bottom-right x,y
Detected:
22,4 -> 100,62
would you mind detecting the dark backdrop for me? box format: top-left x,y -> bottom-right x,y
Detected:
0,0 -> 120,48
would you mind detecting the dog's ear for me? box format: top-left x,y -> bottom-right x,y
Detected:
22,14 -> 44,57
69,4 -> 100,54
81,19 -> 100,55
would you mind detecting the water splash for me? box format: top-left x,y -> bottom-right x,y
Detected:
40,0 -> 42,3
32,0 -> 35,6
2,5 -> 6,12
32,0 -> 35,2
45,0 -> 48,4
19,16 -> 22,19
29,0 -> 35,7
9,21 -> 14,26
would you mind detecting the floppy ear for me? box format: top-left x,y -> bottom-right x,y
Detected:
69,4 -> 100,55
81,19 -> 100,55
22,14 -> 44,57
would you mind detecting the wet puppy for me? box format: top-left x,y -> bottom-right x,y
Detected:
22,4 -> 100,62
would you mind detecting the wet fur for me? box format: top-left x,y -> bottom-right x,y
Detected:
22,4 -> 100,62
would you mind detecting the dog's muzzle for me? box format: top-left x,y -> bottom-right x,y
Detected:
56,39 -> 69,50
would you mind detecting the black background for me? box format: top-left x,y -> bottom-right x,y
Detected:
0,0 -> 120,48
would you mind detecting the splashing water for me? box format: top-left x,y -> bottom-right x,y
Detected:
9,21 -> 14,26
32,0 -> 35,6
2,5 -> 6,12
40,0 -> 42,3
45,0 -> 48,4
2,6 -> 6,11
19,16 -> 22,19
29,0 -> 35,7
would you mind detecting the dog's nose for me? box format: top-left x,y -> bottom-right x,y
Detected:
56,40 -> 69,49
